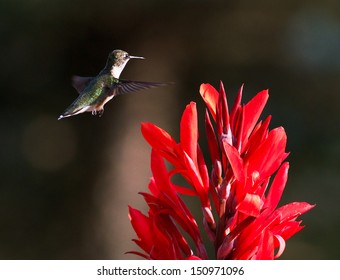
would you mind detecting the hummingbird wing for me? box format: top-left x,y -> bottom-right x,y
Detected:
72,76 -> 94,93
111,79 -> 169,97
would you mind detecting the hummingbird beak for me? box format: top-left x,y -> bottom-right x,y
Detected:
129,55 -> 145,60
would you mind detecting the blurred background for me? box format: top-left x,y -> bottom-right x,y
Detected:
1,0 -> 339,259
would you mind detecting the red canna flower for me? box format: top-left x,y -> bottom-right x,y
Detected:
128,82 -> 315,259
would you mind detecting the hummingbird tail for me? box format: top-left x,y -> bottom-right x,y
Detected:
58,105 -> 92,120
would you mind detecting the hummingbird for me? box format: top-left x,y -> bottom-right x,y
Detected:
58,49 -> 168,120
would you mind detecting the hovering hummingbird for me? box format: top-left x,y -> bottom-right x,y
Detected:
58,49 -> 168,120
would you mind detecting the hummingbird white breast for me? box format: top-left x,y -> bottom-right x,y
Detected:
111,60 -> 129,79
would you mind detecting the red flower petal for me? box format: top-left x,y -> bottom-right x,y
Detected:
216,81 -> 230,136
255,230 -> 274,260
200,83 -> 219,121
273,234 -> 286,259
263,162 -> 289,213
182,151 -> 209,206
180,102 -> 198,165
197,145 -> 210,192
246,127 -> 288,180
271,202 -> 315,223
141,122 -> 179,164
242,89 -> 269,145
236,193 -> 262,217
128,206 -> 154,253
229,85 -> 243,130
222,141 -> 245,184
242,115 -> 271,155
205,110 -> 220,163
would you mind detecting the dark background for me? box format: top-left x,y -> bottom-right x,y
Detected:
1,0 -> 339,259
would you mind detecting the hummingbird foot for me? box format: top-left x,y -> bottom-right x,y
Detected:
98,109 -> 104,117
92,109 -> 104,117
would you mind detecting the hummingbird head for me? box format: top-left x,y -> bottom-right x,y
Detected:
107,49 -> 144,78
